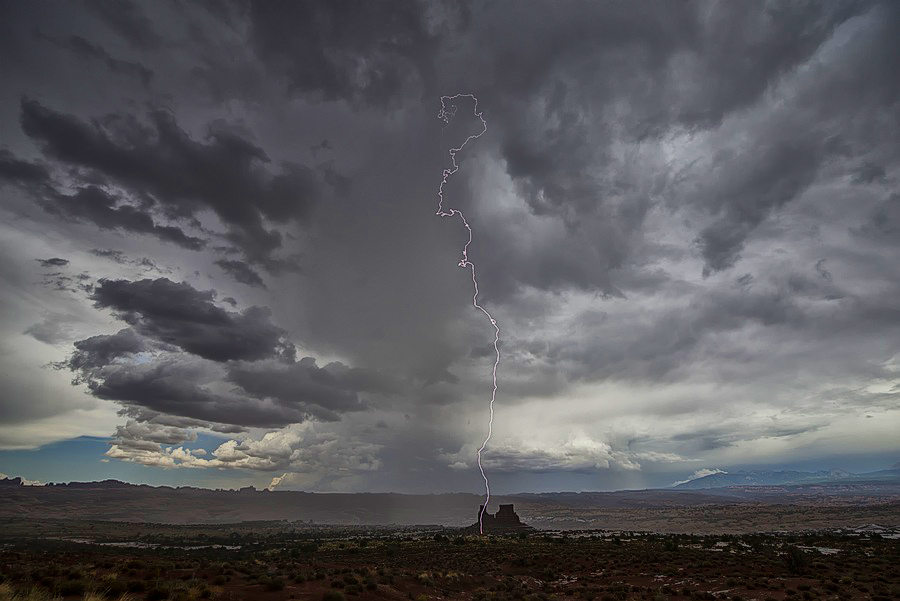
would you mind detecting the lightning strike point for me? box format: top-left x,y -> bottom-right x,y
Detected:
435,94 -> 498,535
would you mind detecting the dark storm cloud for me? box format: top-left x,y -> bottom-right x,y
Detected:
64,349 -> 382,428
0,151 -> 207,250
688,2 -> 900,276
228,357 -> 401,417
853,162 -> 887,185
84,0 -> 162,51
694,139 -> 824,275
65,328 -> 152,371
37,270 -> 93,294
246,0 -> 446,107
59,347 -> 310,429
499,263 -> 868,390
91,278 -> 295,362
215,259 -> 266,289
227,372 -> 359,422
0,150 -> 49,184
436,0 -> 880,290
857,193 -> 900,238
46,186 -> 207,250
669,420 -> 828,453
53,275 -> 400,427
36,257 -> 68,268
113,420 -> 197,447
18,98 -> 322,269
117,406 -> 247,434
815,259 -> 833,282
90,249 -> 168,273
86,356 -> 307,428
50,34 -> 154,87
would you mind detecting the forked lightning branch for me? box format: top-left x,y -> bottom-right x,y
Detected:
435,94 -> 498,535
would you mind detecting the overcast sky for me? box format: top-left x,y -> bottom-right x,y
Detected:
1,0 -> 898,493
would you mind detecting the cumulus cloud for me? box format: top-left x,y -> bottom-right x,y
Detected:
443,436 -> 687,474
0,472 -> 45,486
107,423 -> 382,489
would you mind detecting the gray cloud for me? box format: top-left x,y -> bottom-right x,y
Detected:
24,313 -> 79,345
90,278 -> 295,362
52,278 -> 399,428
18,98 -> 324,269
82,353 -> 309,428
44,33 -> 153,87
215,259 -> 266,289
0,152 -> 207,250
47,186 -> 207,250
90,249 -> 168,273
1,0 -> 899,490
84,0 -> 162,51
113,419 -> 197,448
36,257 -> 68,267
694,138 -> 824,275
0,150 -> 50,185
64,327 -> 153,371
228,357 -> 401,420
246,0 -> 445,107
64,350 -> 385,429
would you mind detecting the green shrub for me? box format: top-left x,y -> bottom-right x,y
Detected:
323,592 -> 346,601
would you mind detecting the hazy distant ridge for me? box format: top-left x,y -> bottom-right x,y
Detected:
2,473 -> 899,529
673,467 -> 900,489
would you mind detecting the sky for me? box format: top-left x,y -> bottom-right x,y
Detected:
1,0 -> 899,494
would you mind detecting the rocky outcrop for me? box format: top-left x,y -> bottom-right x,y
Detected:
464,504 -> 535,534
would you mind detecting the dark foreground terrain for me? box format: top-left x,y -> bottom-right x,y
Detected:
1,518 -> 899,601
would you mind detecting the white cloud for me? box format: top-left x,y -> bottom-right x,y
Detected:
0,472 -> 45,486
671,468 -> 727,487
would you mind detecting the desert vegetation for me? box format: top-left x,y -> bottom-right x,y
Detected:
0,518 -> 898,600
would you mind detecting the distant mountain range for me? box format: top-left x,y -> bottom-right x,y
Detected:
673,466 -> 900,490
1,469 -> 899,529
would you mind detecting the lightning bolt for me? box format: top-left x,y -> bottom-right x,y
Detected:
435,94 -> 496,535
